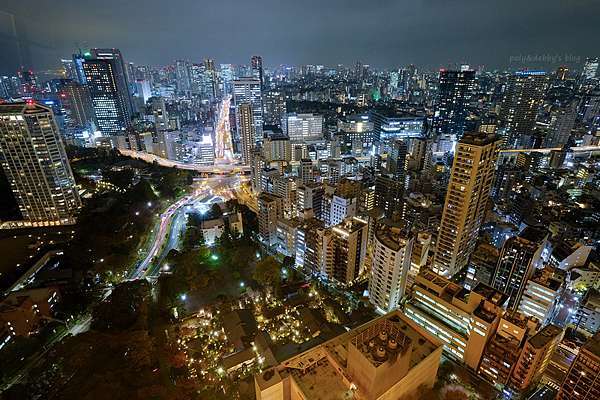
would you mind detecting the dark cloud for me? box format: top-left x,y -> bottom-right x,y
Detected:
1,0 -> 599,75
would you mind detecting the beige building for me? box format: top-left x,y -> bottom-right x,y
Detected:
510,324 -> 563,391
433,131 -> 500,277
368,222 -> 414,313
258,193 -> 283,246
238,103 -> 256,165
558,332 -> 600,400
324,217 -> 368,285
405,270 -> 506,370
254,311 -> 443,400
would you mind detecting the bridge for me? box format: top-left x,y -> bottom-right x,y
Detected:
118,149 -> 251,173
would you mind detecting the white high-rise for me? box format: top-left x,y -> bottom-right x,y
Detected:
282,113 -> 323,141
233,78 -> 263,139
0,102 -> 81,227
368,222 -> 414,313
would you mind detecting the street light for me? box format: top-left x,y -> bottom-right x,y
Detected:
211,254 -> 219,261
240,281 -> 245,288
180,293 -> 188,301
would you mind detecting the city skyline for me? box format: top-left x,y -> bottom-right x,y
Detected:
2,0 -> 600,75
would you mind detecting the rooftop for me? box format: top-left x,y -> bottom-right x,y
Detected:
528,325 -> 562,349
459,131 -> 500,146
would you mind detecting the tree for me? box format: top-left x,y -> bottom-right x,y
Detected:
253,256 -> 281,290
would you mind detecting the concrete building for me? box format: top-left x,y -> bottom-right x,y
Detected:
510,324 -> 563,392
258,193 -> 283,246
254,311 -> 443,400
433,131 -> 500,277
405,270 -> 507,370
558,333 -> 600,400
492,226 -> 548,310
0,287 -> 60,339
0,102 -> 81,227
518,266 -> 564,324
324,217 -> 368,284
282,113 -> 323,141
233,78 -> 263,138
368,222 -> 414,313
238,103 -> 256,165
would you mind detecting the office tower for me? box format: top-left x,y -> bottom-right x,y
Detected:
233,78 -> 263,138
134,79 -> 152,104
82,48 -> 133,138
61,59 -> 77,80
72,53 -> 87,84
328,193 -> 357,227
263,90 -> 286,126
175,60 -> 192,94
255,310 -> 443,400
499,71 -> 547,148
219,64 -> 234,95
299,158 -> 314,184
324,217 -> 367,284
582,57 -> 599,80
258,192 -> 283,246
59,80 -> 95,128
409,232 -> 432,285
368,222 -> 414,313
433,131 -> 500,277
405,271 -> 507,370
388,139 -> 408,180
338,114 -> 374,155
492,226 -> 548,310
370,110 -> 424,147
545,102 -> 577,148
203,58 -> 217,99
150,97 -> 169,132
558,333 -> 600,400
432,68 -> 475,138
296,218 -> 326,274
374,174 -> 404,218
250,55 -> 264,89
0,102 -> 81,226
238,103 -> 256,165
282,113 -> 323,141
510,325 -> 563,392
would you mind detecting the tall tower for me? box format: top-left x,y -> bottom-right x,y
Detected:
499,71 -> 547,149
238,103 -> 255,165
251,55 -> 264,89
0,102 -> 81,226
433,68 -> 475,138
82,48 -> 133,139
368,222 -> 414,313
492,226 -> 548,310
433,131 -> 500,277
233,78 -> 263,140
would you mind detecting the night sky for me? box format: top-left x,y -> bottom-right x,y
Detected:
1,0 -> 599,75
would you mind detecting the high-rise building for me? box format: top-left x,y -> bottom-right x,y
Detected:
545,102 -> 577,148
433,131 -> 500,277
510,324 -> 563,392
405,270 -> 507,370
175,60 -> 192,94
499,70 -> 547,149
518,266 -> 564,324
368,222 -> 414,313
59,80 -> 95,128
296,183 -> 323,219
238,103 -> 256,165
492,226 -> 548,310
262,133 -> 291,162
250,55 -> 264,89
282,113 -> 323,141
298,158 -> 314,185
582,57 -> 599,80
233,78 -> 263,139
258,192 -> 283,246
82,48 -> 133,139
374,174 -> 404,218
388,139 -> 408,181
150,97 -> 169,132
324,217 -> 368,284
0,102 -> 81,227
432,68 -> 476,138
558,332 -> 600,400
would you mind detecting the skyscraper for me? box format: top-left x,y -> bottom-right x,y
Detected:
558,332 -> 600,400
175,60 -> 192,95
263,90 -> 286,126
324,217 -> 367,284
582,57 -> 599,80
432,68 -> 475,138
433,131 -> 500,277
0,102 -> 81,226
499,71 -> 547,149
233,78 -> 263,139
368,222 -> 414,313
258,192 -> 283,246
492,226 -> 548,310
251,55 -> 264,89
282,113 -> 323,141
238,103 -> 255,165
82,48 -> 133,139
